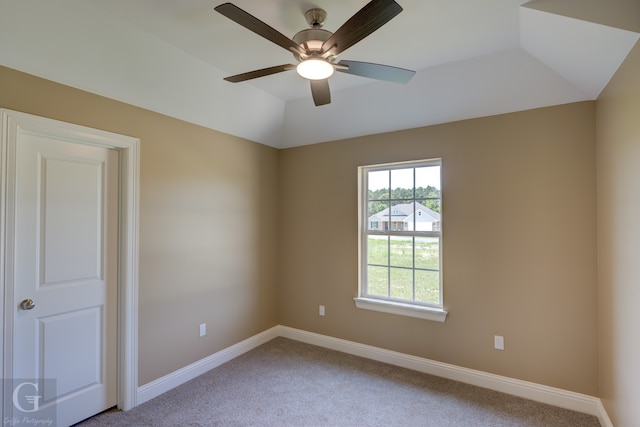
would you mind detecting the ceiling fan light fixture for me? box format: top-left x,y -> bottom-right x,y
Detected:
296,59 -> 334,80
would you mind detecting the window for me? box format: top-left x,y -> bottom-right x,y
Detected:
356,159 -> 447,322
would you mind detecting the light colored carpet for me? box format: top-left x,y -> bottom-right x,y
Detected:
77,337 -> 600,426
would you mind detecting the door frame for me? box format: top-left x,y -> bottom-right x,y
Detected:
0,109 -> 140,416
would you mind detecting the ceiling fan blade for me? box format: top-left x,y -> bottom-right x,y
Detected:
223,64 -> 296,83
215,3 -> 303,55
310,79 -> 331,106
321,0 -> 403,56
336,60 -> 415,83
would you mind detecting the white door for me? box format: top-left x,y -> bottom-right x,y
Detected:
8,125 -> 118,425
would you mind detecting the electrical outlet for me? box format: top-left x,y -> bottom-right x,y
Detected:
319,305 -> 325,316
199,323 -> 206,337
494,335 -> 504,350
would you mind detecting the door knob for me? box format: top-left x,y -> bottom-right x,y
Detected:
19,299 -> 36,310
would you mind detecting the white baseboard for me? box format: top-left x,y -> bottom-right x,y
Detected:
136,324 -> 611,426
136,326 -> 280,405
596,399 -> 614,427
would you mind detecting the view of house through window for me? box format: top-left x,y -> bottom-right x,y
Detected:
360,159 -> 442,308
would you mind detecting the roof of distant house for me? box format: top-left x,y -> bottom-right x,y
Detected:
369,202 -> 440,222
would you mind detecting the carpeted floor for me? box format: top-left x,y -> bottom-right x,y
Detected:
77,337 -> 601,426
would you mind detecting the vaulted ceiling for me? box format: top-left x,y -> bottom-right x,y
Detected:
0,0 -> 638,148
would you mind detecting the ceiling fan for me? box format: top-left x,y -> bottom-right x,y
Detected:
214,0 -> 415,106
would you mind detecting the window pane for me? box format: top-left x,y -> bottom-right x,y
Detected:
413,200 -> 440,231
415,237 -> 439,270
415,165 -> 440,191
389,236 -> 413,268
368,236 -> 388,265
415,200 -> 441,231
415,269 -> 440,304
390,168 -> 413,199
390,267 -> 413,300
418,198 -> 441,214
390,201 -> 411,231
367,266 -> 388,297
368,201 -> 389,231
368,170 -> 389,200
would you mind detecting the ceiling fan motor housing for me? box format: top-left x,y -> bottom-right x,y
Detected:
292,28 -> 333,61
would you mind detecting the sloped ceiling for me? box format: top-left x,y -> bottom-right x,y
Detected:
0,0 -> 638,148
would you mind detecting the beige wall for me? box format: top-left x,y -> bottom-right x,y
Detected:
524,0 -> 640,33
0,65 -> 280,386
278,102 -> 598,395
596,42 -> 640,425
1,63 -> 609,400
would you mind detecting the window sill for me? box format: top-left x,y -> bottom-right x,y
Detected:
354,297 -> 448,322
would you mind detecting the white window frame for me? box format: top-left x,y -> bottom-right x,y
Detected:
355,159 -> 448,322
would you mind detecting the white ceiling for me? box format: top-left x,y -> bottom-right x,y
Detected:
0,0 -> 638,148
